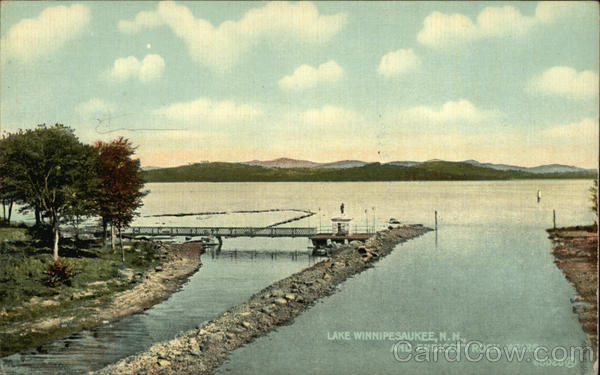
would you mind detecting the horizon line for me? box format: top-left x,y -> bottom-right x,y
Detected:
140,157 -> 598,170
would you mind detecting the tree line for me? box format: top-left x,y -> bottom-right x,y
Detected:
0,124 -> 146,262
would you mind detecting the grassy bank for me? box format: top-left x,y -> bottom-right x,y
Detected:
0,223 -> 160,357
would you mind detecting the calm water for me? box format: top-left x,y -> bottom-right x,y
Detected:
1,250 -> 317,374
214,180 -> 595,375
2,180 -> 595,374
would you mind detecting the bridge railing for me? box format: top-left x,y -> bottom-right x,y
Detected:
315,225 -> 377,235
125,226 -> 318,237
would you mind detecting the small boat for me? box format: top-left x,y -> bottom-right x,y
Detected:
537,190 -> 542,203
182,236 -> 219,246
200,237 -> 220,246
389,218 -> 401,225
153,235 -> 174,241
312,247 -> 328,256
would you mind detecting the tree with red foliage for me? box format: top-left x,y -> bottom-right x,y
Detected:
93,137 -> 147,261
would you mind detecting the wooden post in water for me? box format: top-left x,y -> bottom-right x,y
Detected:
435,210 -> 438,231
553,209 -> 556,229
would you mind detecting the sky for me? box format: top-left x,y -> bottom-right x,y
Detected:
0,1 -> 598,168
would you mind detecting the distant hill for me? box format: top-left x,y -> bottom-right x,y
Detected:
316,160 -> 368,169
143,160 -> 597,183
460,160 -> 523,171
385,161 -> 421,168
243,158 -> 367,169
242,157 -> 320,169
525,164 -> 596,174
460,160 -> 595,174
234,157 -> 595,175
141,166 -> 161,171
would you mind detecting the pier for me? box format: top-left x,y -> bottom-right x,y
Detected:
125,226 -> 317,238
122,204 -> 375,249
123,225 -> 374,249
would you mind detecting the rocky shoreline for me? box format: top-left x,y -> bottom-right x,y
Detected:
547,226 -> 598,364
95,225 -> 431,375
0,241 -> 203,358
91,241 -> 204,323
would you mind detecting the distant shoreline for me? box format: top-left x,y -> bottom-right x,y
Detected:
144,177 -> 596,184
142,161 -> 597,183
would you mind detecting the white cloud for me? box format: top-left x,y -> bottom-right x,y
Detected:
418,12 -> 477,47
377,49 -> 420,77
76,98 -> 116,117
108,54 -> 165,83
535,2 -> 585,23
1,4 -> 90,63
541,118 -> 599,167
300,105 -> 362,126
153,98 -> 262,123
396,100 -> 498,124
544,118 -> 599,141
118,1 -> 347,72
418,2 -> 584,47
279,61 -> 344,90
138,55 -> 166,82
528,66 -> 598,100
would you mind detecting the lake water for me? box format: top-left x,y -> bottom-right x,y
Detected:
214,180 -> 596,375
2,180 -> 596,374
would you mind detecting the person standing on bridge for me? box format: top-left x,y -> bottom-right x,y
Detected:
340,203 -> 344,215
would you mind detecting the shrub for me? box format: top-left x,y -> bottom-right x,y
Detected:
45,258 -> 74,286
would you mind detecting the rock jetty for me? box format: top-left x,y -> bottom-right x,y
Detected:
96,225 -> 431,375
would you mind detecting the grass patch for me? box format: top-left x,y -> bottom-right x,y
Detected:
0,239 -> 157,309
0,226 -> 161,356
0,224 -> 30,242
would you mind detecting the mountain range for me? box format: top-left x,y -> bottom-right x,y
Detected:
238,157 -> 595,174
142,159 -> 597,183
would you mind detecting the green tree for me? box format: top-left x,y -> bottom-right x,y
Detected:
93,137 -> 146,261
62,144 -> 99,238
0,134 -> 21,224
0,125 -> 96,260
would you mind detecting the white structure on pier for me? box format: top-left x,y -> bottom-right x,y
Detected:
331,203 -> 353,235
331,215 -> 352,235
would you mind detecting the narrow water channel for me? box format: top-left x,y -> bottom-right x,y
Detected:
0,249 -> 318,374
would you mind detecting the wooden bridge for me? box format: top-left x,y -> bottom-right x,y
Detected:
125,226 -> 318,238
123,226 -> 373,250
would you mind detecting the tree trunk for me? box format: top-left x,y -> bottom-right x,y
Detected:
118,226 -> 124,263
35,207 -> 41,226
102,218 -> 108,248
52,212 -> 60,261
110,223 -> 115,252
7,200 -> 12,222
2,200 -> 5,223
74,215 -> 80,240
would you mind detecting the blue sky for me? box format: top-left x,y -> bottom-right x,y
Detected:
1,1 -> 598,167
